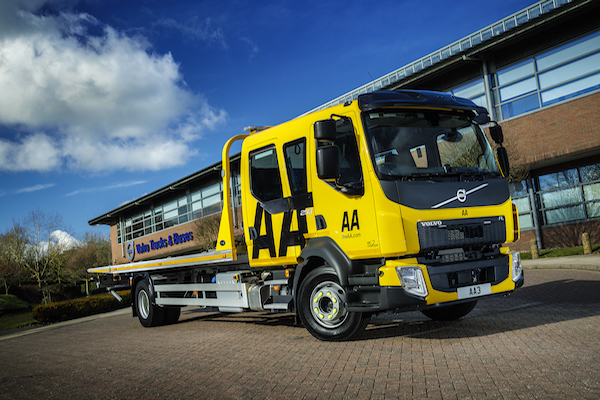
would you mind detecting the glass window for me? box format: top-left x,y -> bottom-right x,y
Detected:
528,6 -> 541,20
461,39 -> 471,51
536,30 -> 600,71
450,43 -> 460,55
432,53 -> 441,64
452,78 -> 484,100
541,0 -> 554,14
164,218 -> 178,229
538,52 -> 600,90
497,60 -> 535,86
202,183 -> 220,197
580,163 -> 600,182
539,169 -> 579,191
441,48 -> 450,60
284,139 -> 307,196
493,23 -> 504,36
481,28 -> 492,42
541,187 -> 582,208
471,34 -> 482,47
499,77 -> 537,102
164,209 -> 178,219
584,183 -> 600,202
519,214 -> 534,230
541,71 -> 600,106
510,180 -> 529,197
250,146 -> 283,203
504,17 -> 516,31
516,11 -> 529,26
545,205 -> 585,224
203,193 -> 221,207
163,200 -> 177,212
500,93 -> 540,119
513,197 -> 531,213
333,120 -> 362,186
587,202 -> 600,218
423,57 -> 432,69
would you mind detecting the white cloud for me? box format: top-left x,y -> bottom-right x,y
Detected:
157,16 -> 228,49
65,180 -> 147,197
0,0 -> 227,173
39,229 -> 82,254
15,183 -> 56,194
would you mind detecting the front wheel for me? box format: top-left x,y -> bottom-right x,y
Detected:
135,280 -> 165,327
297,267 -> 369,341
421,300 -> 477,321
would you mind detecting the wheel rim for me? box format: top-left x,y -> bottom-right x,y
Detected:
138,289 -> 150,320
309,281 -> 348,328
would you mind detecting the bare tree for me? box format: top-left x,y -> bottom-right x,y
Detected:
13,210 -> 67,304
193,214 -> 221,251
64,231 -> 111,294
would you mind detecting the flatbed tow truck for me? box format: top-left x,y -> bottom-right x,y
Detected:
89,89 -> 523,341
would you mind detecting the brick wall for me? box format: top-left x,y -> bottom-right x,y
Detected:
502,92 -> 600,167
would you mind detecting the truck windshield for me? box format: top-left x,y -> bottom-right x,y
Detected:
362,110 -> 500,180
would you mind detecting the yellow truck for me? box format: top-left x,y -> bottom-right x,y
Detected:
89,89 -> 522,341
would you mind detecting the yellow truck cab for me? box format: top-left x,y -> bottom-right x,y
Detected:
90,89 -> 522,341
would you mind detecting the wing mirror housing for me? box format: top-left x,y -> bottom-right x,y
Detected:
489,122 -> 504,144
316,146 -> 340,180
314,119 -> 337,141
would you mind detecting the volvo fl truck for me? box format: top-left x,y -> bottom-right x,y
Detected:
89,89 -> 523,341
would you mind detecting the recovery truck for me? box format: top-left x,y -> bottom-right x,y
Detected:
89,89 -> 523,341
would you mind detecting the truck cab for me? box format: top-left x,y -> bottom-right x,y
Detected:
238,89 -> 522,340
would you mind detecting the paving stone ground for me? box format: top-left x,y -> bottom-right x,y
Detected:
0,269 -> 599,399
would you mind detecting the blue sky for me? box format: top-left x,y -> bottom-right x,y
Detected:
0,0 -> 536,239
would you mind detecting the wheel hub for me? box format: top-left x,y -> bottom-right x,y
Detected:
138,290 -> 150,319
310,281 -> 347,328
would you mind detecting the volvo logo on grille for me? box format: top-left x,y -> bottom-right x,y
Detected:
431,183 -> 489,209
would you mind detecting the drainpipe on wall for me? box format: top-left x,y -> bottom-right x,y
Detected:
529,186 -> 543,250
481,60 -> 495,120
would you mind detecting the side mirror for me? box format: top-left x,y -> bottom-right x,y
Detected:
316,146 -> 340,179
489,123 -> 504,144
496,146 -> 510,177
314,119 -> 337,141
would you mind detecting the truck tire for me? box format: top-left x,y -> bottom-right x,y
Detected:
297,266 -> 369,341
421,300 -> 477,321
135,280 -> 165,327
164,307 -> 181,325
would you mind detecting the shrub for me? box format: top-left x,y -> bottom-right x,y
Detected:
32,290 -> 131,323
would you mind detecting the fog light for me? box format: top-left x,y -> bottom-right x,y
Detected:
511,252 -> 522,282
396,266 -> 428,298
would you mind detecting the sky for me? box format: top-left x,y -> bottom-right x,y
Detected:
0,0 -> 537,240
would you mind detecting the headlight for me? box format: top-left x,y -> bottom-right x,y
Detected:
511,252 -> 522,282
396,266 -> 428,298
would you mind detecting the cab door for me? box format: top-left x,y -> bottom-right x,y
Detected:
244,137 -> 313,267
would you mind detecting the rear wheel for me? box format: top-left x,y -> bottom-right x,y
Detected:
421,300 -> 477,321
135,280 -> 165,327
297,267 -> 369,341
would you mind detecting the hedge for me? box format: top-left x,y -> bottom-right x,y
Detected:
33,290 -> 131,323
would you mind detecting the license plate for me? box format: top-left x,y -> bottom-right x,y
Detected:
457,283 -> 492,299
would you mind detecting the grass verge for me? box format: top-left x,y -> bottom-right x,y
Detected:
519,244 -> 600,259
0,311 -> 38,330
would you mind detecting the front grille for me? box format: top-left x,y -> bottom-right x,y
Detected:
447,267 -> 495,288
426,256 -> 510,292
418,217 -> 506,252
